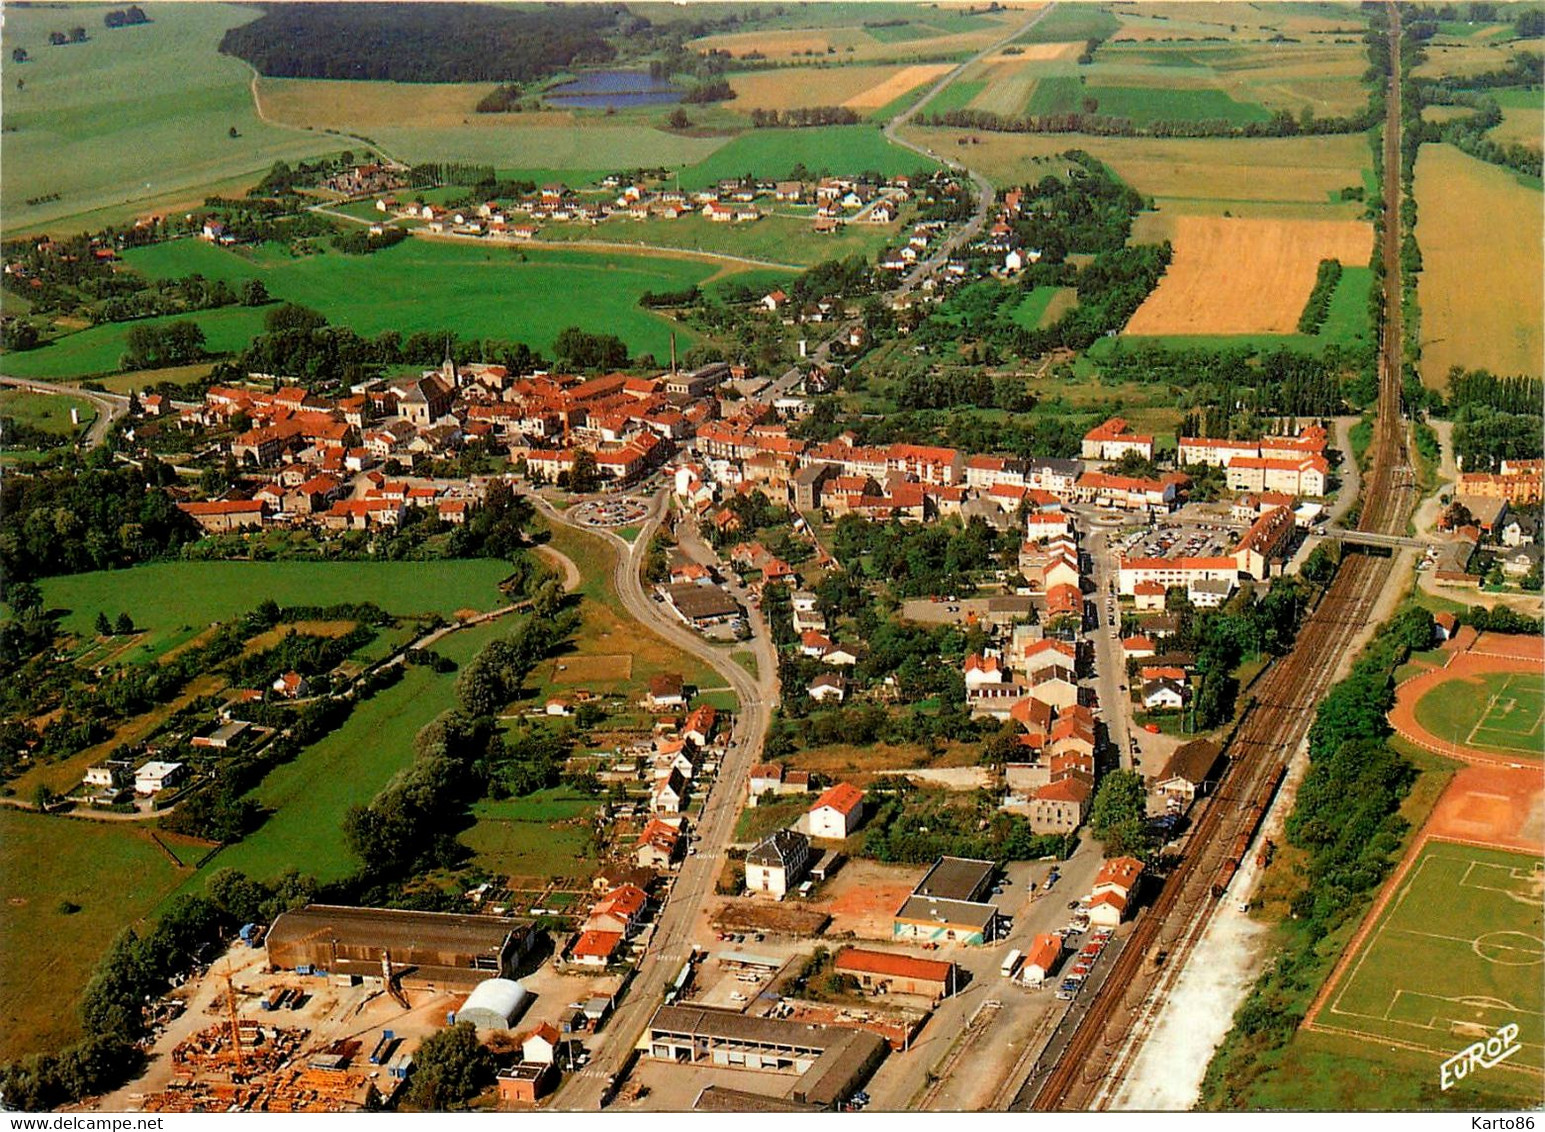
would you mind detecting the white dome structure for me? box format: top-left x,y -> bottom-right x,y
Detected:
455,977 -> 530,1031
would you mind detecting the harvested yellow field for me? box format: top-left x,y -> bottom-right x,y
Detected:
1416,144 -> 1543,386
986,42 -> 1081,63
899,126 -> 1371,208
1124,215 -> 1373,335
257,77 -> 501,130
1490,106 -> 1543,148
1413,38 -> 1545,78
730,65 -> 900,110
843,63 -> 954,110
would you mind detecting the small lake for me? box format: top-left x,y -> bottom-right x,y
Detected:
544,70 -> 682,110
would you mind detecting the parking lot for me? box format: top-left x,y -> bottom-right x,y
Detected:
1116,520 -> 1235,562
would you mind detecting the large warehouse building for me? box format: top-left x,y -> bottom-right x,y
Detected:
266,904 -> 537,990
646,1005 -> 887,1107
892,857 -> 1001,945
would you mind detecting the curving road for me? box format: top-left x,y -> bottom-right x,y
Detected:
1,374 -> 130,449
531,488 -> 779,1110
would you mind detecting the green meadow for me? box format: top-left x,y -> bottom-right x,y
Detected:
677,125 -> 937,189
1029,77 -> 1272,125
1,3 -> 335,236
0,389 -> 97,435
41,558 -> 516,662
0,810 -> 208,1062
4,238 -> 747,379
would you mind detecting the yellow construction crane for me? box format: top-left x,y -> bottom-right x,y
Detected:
222,965 -> 246,1076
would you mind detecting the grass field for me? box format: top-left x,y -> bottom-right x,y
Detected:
0,810 -> 209,1061
926,79 -> 989,115
678,125 -> 936,189
166,615 -> 514,894
689,8 -> 1023,64
0,3 -> 335,237
1029,77 -> 1272,125
460,789 -> 599,882
735,795 -> 809,843
1316,841 -> 1544,1082
1016,4 -> 1120,43
3,238 -> 741,379
40,558 -> 516,664
1414,670 -> 1545,758
0,389 -> 96,436
1415,144 -> 1543,387
1124,215 -> 1372,335
1011,285 -> 1078,330
535,209 -> 889,269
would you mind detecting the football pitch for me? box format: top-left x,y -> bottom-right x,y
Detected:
1415,670 -> 1545,757
1319,841 -> 1544,1077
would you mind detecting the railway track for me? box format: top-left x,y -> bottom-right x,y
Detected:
1022,4 -> 1415,1111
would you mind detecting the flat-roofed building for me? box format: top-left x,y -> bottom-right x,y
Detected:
893,856 -> 1000,944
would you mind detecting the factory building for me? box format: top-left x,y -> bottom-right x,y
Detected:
266,904 -> 537,990
892,857 -> 1001,945
646,1005 -> 886,1107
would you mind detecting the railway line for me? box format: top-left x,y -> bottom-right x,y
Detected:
1020,4 -> 1415,1111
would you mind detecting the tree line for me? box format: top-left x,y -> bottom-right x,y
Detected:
1442,366 -> 1544,472
746,106 -> 861,128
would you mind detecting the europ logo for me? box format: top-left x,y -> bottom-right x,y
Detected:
1440,1021 -> 1523,1090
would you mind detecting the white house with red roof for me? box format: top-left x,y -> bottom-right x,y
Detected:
807,782 -> 866,839
963,652 -> 1006,691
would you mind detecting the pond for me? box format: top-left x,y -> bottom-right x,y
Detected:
545,69 -> 683,110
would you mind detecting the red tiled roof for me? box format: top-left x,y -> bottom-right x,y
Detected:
571,930 -> 622,960
811,781 -> 865,817
833,947 -> 953,983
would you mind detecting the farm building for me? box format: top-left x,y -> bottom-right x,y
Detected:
266,904 -> 536,990
893,857 -> 1000,945
645,1005 -> 887,1106
833,948 -> 958,999
665,583 -> 742,628
454,977 -> 531,1031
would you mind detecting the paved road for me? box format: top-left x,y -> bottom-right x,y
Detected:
1083,526 -> 1134,771
1,374 -> 129,449
532,489 -> 779,1110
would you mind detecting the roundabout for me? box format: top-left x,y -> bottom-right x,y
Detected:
570,496 -> 649,528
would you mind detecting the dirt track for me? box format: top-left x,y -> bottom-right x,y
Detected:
1388,627 -> 1545,767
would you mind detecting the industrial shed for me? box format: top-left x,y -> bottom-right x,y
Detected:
646,1005 -> 885,1107
266,904 -> 536,990
455,978 -> 531,1031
